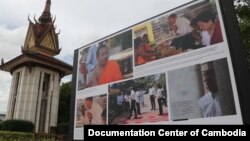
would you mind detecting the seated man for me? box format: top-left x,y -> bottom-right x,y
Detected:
134,37 -> 156,65
168,13 -> 204,50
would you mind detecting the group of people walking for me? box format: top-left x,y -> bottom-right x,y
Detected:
114,84 -> 167,120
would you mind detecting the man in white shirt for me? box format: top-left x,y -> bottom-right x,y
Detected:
135,89 -> 141,115
129,87 -> 137,119
168,13 -> 194,50
117,93 -> 124,115
198,91 -> 222,117
156,84 -> 164,115
168,13 -> 193,37
198,70 -> 222,118
148,85 -> 156,110
85,97 -> 104,124
124,93 -> 130,113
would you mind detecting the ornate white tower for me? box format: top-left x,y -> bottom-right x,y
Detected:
0,0 -> 72,133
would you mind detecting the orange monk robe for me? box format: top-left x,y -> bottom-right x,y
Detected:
137,56 -> 146,65
98,60 -> 122,84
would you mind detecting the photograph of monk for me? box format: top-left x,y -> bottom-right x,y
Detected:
168,58 -> 236,121
108,73 -> 168,125
75,94 -> 107,128
133,0 -> 223,66
78,30 -> 133,90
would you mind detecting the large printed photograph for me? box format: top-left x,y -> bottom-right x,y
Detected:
78,30 -> 133,90
108,73 -> 168,125
72,0 -> 243,140
168,58 -> 236,121
133,0 -> 223,66
75,94 -> 107,128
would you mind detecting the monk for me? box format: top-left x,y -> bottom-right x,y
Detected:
88,43 -> 122,86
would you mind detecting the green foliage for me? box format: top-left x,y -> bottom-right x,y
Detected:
235,0 -> 250,68
109,30 -> 132,49
0,123 -> 2,130
57,122 -> 69,134
35,133 -> 56,141
158,73 -> 167,86
0,131 -> 34,141
209,0 -> 217,14
40,138 -> 55,141
58,82 -> 71,129
1,120 -> 34,133
137,73 -> 166,87
0,131 -> 57,141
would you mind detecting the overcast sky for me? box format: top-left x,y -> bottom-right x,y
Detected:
0,0 -> 193,113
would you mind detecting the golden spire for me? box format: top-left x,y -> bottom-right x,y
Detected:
44,0 -> 51,13
39,0 -> 52,24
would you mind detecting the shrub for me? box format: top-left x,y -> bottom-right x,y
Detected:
0,122 -> 2,130
35,133 -> 56,141
1,119 -> 34,132
0,131 -> 34,141
58,122 -> 69,134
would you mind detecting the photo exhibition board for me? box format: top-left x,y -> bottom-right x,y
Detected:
71,0 -> 247,140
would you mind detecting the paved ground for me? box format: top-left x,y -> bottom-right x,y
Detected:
110,93 -> 169,124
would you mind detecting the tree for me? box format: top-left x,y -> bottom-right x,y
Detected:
57,81 -> 71,133
234,0 -> 250,69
